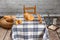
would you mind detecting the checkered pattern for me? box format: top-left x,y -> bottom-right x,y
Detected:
12,15 -> 49,40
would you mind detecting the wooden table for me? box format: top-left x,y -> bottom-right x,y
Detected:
0,27 -> 60,40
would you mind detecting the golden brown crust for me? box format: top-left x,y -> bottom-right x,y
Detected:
3,16 -> 13,22
3,16 -> 16,22
37,14 -> 42,24
15,20 -> 22,25
0,18 -> 13,29
0,16 -> 16,29
24,13 -> 34,21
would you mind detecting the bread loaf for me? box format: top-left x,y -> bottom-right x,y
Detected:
15,20 -> 22,25
24,13 -> 34,21
0,18 -> 13,29
0,16 -> 16,29
37,14 -> 42,24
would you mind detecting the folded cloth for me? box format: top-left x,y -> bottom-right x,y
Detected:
12,15 -> 49,40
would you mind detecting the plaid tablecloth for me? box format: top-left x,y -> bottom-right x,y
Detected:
12,15 -> 49,40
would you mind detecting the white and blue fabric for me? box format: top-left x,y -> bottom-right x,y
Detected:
12,15 -> 49,40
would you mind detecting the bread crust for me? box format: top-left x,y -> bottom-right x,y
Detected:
15,20 -> 22,25
0,18 -> 13,29
37,14 -> 42,24
0,16 -> 16,29
24,13 -> 34,21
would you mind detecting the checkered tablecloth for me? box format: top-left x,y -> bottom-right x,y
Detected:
12,15 -> 49,40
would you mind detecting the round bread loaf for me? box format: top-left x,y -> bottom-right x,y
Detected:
24,13 -> 34,21
0,16 -> 16,29
0,18 -> 13,29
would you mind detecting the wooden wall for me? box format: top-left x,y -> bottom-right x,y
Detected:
0,0 -> 60,16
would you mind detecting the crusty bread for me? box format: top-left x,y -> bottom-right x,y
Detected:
24,13 -> 34,21
0,18 -> 13,29
37,14 -> 42,24
3,16 -> 16,22
0,16 -> 16,29
15,20 -> 22,25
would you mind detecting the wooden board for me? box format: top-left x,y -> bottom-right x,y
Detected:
0,27 -> 11,40
4,30 -> 11,40
0,27 -> 7,40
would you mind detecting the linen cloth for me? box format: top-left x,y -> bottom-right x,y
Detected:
12,15 -> 49,40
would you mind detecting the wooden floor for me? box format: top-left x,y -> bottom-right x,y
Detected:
0,27 -> 11,40
0,27 -> 60,40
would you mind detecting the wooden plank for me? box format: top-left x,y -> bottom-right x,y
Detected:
4,29 -> 11,40
48,29 -> 60,40
0,27 -> 7,40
